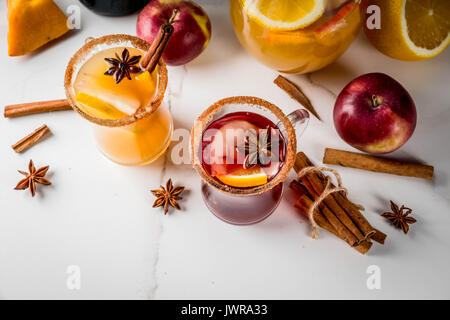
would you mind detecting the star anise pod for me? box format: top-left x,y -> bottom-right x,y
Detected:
151,179 -> 185,214
237,126 -> 273,169
14,160 -> 51,197
382,201 -> 417,234
104,48 -> 141,84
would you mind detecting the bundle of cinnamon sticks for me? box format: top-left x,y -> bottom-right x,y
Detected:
291,152 -> 386,254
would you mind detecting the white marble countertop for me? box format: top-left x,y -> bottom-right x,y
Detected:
1,0 -> 449,299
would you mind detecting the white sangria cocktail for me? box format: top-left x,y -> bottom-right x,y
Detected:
65,35 -> 172,166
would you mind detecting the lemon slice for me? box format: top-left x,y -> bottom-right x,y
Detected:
363,0 -> 450,61
243,0 -> 326,31
216,166 -> 268,188
75,92 -> 128,120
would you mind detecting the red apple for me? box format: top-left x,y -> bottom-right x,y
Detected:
334,73 -> 417,154
136,0 -> 211,66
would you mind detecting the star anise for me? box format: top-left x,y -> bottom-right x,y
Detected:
14,160 -> 51,197
382,201 -> 417,234
104,48 -> 141,84
237,126 -> 273,169
151,179 -> 185,214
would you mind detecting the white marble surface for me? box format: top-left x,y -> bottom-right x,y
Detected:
0,0 -> 449,300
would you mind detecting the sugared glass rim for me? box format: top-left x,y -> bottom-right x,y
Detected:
190,96 -> 297,196
64,34 -> 168,127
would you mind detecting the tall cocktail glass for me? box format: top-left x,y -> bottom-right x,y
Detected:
65,34 -> 172,166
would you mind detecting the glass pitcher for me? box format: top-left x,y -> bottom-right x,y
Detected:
230,0 -> 361,73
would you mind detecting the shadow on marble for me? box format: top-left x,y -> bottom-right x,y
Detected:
393,150 -> 446,190
395,128 -> 449,197
256,182 -> 305,230
304,62 -> 360,96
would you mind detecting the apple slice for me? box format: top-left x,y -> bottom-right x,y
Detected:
74,78 -> 141,116
314,1 -> 356,34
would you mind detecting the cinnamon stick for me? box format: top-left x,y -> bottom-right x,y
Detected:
141,9 -> 178,74
289,180 -> 308,196
301,177 -> 360,247
352,239 -> 373,255
333,190 -> 376,240
4,99 -> 72,118
295,195 -> 372,255
274,75 -> 321,121
307,174 -> 367,241
12,124 -> 51,153
371,229 -> 387,245
295,153 -> 370,241
296,152 -> 377,239
296,195 -> 335,236
291,181 -> 336,237
323,148 -> 434,180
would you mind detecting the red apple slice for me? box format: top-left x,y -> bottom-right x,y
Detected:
314,2 -> 356,34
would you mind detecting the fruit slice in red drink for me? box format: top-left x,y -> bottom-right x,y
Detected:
216,166 -> 268,188
205,119 -> 257,175
201,112 -> 286,188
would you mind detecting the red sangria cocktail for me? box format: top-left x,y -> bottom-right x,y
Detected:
202,112 -> 286,187
191,96 -> 309,225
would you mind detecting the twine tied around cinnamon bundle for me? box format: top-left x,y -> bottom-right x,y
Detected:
297,166 -> 365,239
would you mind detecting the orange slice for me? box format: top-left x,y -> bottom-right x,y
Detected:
216,166 -> 268,188
243,0 -> 326,31
362,0 -> 450,61
75,92 -> 128,120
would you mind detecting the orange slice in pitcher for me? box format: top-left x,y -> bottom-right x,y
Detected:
243,0 -> 326,31
216,166 -> 268,188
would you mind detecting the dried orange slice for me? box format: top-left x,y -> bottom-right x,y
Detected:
216,166 -> 268,188
362,0 -> 450,61
243,0 -> 326,31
